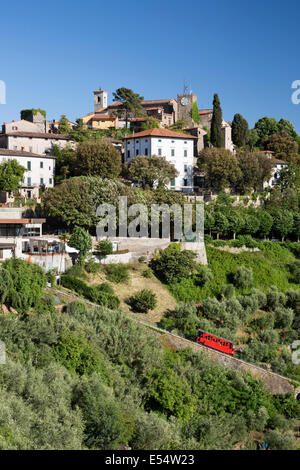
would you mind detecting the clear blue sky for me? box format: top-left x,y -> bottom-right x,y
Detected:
1,0 -> 300,131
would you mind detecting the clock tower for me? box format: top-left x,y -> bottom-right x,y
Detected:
177,87 -> 198,127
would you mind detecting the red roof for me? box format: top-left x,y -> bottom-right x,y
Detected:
199,109 -> 213,115
124,128 -> 197,139
92,115 -> 116,120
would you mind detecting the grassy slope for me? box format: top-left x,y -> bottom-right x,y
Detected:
169,243 -> 299,303
86,262 -> 177,323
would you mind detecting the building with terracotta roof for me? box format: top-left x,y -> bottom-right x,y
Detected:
0,130 -> 72,156
124,128 -> 196,192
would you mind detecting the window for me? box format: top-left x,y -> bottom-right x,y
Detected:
171,149 -> 175,157
40,178 -> 44,185
170,178 -> 175,187
184,178 -> 188,187
27,177 -> 31,186
127,150 -> 130,159
145,148 -> 148,155
158,139 -> 162,142
40,161 -> 43,169
29,147 -> 33,153
158,148 -> 162,156
136,149 -> 139,156
184,165 -> 188,172
27,161 -> 31,170
184,149 -> 187,157
49,178 -> 52,185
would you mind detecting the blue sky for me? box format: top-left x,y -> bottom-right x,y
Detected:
1,0 -> 300,131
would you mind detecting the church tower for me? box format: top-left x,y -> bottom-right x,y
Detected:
94,87 -> 108,112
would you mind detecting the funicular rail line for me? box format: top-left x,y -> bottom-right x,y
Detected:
48,287 -> 300,395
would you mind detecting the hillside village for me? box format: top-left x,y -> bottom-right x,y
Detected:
0,84 -> 300,451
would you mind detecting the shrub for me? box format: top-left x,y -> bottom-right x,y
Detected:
66,301 -> 88,316
36,294 -> 56,315
138,256 -> 146,263
128,289 -> 157,313
97,282 -> 115,295
221,284 -> 235,299
104,264 -> 130,283
150,245 -> 197,284
61,275 -> 120,309
274,307 -> 294,330
266,286 -> 286,311
95,239 -> 113,257
52,332 -> 103,376
233,266 -> 253,289
256,313 -> 275,330
65,264 -> 88,280
85,257 -> 100,274
142,268 -> 154,278
285,289 -> 300,309
259,329 -> 280,345
195,266 -> 213,287
47,271 -> 56,288
0,258 -> 47,313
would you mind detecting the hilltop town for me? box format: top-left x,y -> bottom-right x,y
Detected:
0,85 -> 300,451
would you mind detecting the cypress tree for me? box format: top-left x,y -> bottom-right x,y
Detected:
191,101 -> 200,124
232,113 -> 249,147
210,94 -> 223,147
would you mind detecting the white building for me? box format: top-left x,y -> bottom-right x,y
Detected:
0,130 -> 71,156
124,128 -> 196,192
0,149 -> 55,199
263,157 -> 288,189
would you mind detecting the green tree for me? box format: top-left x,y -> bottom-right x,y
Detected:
112,87 -> 145,128
95,239 -> 113,256
191,101 -> 200,124
232,113 -> 249,148
263,131 -> 299,163
248,129 -> 259,151
141,117 -> 160,130
150,245 -> 197,284
58,114 -> 71,134
128,289 -> 157,313
0,258 -> 47,313
145,368 -> 195,421
69,227 -> 92,265
72,140 -> 122,178
125,155 -> 178,188
257,210 -> 273,239
236,151 -> 273,193
198,148 -> 242,191
233,266 -> 253,289
0,160 -> 26,192
278,118 -> 298,139
254,117 -> 279,147
212,212 -> 229,239
273,210 -> 294,241
210,94 -> 223,148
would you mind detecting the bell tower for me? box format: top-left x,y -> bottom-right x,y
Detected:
94,87 -> 108,112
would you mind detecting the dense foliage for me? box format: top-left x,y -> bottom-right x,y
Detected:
0,300 -> 299,450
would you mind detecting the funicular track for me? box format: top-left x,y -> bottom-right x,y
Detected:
48,287 -> 300,396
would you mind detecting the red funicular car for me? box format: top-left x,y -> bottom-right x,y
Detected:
196,329 -> 235,356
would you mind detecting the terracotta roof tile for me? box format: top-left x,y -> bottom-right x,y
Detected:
124,128 -> 197,139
